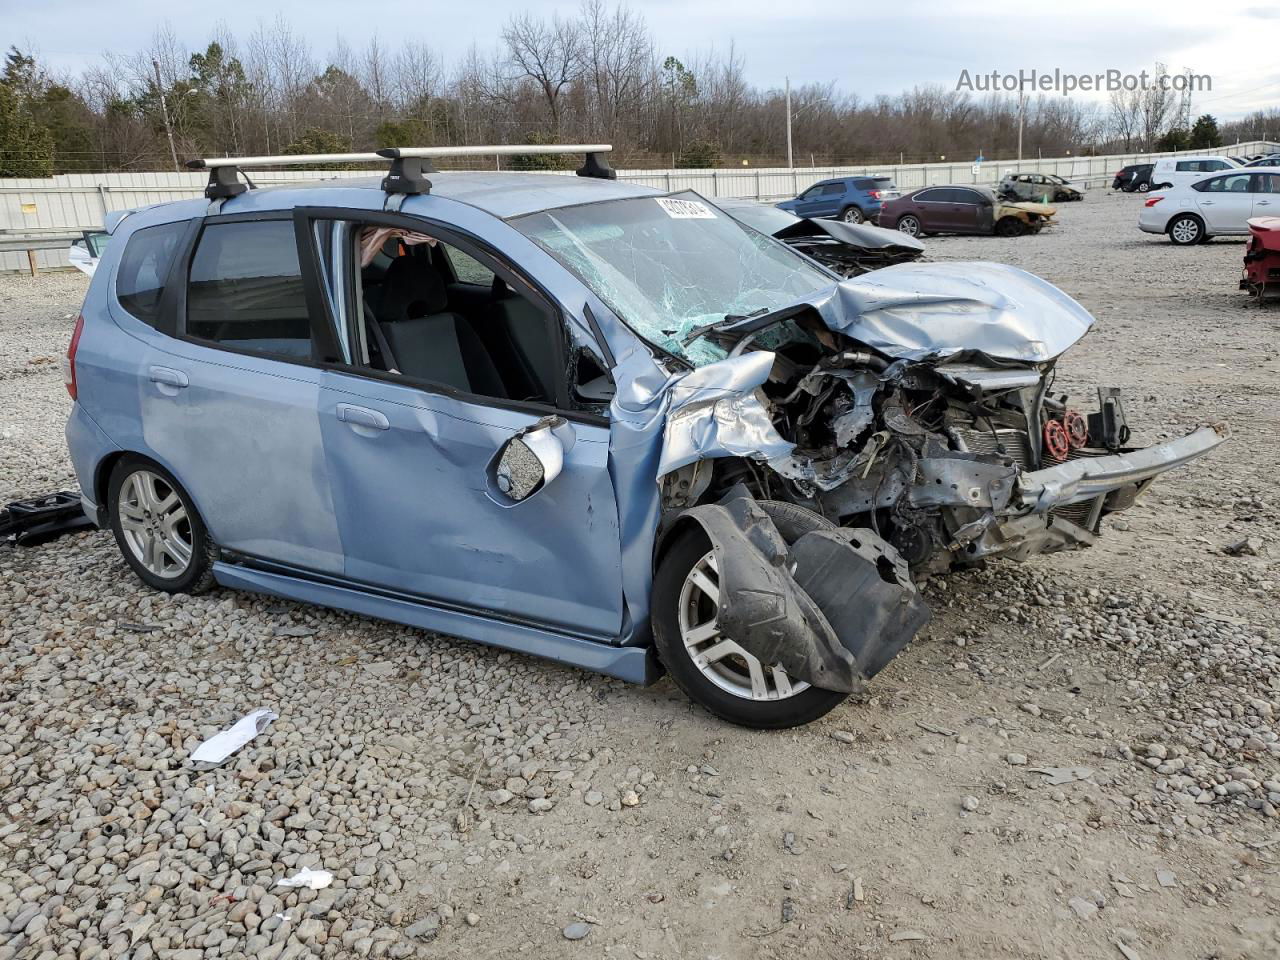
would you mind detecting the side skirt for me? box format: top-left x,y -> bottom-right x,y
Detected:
211,562 -> 660,686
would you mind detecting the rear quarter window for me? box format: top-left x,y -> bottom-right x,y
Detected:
115,221 -> 186,327
186,219 -> 313,360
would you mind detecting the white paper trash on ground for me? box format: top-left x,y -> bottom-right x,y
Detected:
190,708 -> 278,765
277,867 -> 333,890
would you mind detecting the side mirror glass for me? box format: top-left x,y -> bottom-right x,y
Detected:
489,416 -> 575,504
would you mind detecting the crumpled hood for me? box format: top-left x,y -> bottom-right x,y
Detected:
811,261 -> 1095,362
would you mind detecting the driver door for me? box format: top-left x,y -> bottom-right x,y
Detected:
306,210 -> 625,639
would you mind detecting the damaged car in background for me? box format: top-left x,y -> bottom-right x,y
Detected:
717,198 -> 925,277
65,146 -> 1229,730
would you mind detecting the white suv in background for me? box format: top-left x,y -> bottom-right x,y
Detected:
1139,167 -> 1280,244
1149,155 -> 1240,191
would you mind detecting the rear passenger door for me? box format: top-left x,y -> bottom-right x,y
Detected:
129,214 -> 346,573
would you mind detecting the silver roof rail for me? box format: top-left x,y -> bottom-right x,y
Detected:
185,144 -> 615,200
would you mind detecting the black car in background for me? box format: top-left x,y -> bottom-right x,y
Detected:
1113,163 -> 1154,192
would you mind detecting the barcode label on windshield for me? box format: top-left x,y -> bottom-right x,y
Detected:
656,197 -> 716,219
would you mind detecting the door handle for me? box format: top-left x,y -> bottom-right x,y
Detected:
1258,200 -> 1273,205
336,403 -> 389,431
148,366 -> 188,388
1200,200 -> 1214,205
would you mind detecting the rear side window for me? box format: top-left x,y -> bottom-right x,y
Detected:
915,189 -> 945,201
116,221 -> 185,327
186,220 -> 313,360
821,182 -> 845,195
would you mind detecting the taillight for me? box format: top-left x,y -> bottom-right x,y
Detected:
63,313 -> 84,400
1144,196 -> 1163,207
869,190 -> 881,200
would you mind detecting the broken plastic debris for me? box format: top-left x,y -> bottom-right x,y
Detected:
190,708 -> 278,765
1027,766 -> 1094,785
277,867 -> 333,890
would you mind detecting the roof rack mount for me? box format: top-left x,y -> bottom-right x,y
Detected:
185,144 -> 615,200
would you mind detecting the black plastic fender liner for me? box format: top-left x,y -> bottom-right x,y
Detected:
677,496 -> 860,693
788,529 -> 931,681
673,493 -> 930,694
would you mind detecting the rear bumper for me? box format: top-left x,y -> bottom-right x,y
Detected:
1016,423 -> 1230,512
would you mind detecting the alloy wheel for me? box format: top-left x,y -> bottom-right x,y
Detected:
1170,217 -> 1201,244
841,207 -> 864,223
116,469 -> 193,579
897,215 -> 921,237
677,550 -> 808,701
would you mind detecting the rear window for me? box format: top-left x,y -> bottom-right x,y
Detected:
186,219 -> 314,360
116,221 -> 186,327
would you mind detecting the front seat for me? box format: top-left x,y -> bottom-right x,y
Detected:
488,277 -> 560,403
375,257 -> 506,398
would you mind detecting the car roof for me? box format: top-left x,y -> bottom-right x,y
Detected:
221,170 -> 665,220
916,184 -> 993,197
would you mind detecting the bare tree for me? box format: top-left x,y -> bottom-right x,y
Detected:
501,12 -> 583,134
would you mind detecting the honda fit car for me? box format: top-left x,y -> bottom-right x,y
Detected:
64,145 -> 1227,728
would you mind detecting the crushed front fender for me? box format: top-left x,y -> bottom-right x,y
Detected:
676,494 -> 930,694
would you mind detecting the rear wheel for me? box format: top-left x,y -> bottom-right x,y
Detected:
896,214 -> 921,237
108,456 -> 217,594
840,206 -> 864,224
1168,214 -> 1204,245
1137,181 -> 1150,192
652,528 -> 847,729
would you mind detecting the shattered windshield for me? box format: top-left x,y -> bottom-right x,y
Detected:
512,192 -> 834,366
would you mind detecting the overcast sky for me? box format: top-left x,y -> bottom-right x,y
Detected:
6,0 -> 1279,122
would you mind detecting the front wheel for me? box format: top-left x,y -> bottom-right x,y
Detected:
840,206 -> 864,224
995,216 -> 1027,237
896,214 -> 922,237
651,528 -> 848,729
108,456 -> 218,594
1137,182 -> 1150,193
1168,214 -> 1204,245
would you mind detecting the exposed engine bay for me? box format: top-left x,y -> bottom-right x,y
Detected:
653,262 -> 1230,695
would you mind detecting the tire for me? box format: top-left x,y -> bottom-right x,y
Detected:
995,216 -> 1027,237
896,214 -> 922,237
651,526 -> 848,729
108,455 -> 218,594
1167,214 -> 1204,246
1137,182 -> 1150,192
840,206 -> 864,224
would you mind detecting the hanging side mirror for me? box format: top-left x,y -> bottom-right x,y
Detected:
488,416 -> 576,505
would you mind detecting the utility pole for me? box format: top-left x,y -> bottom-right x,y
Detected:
153,59 -> 179,171
785,76 -> 793,170
1017,87 -> 1025,163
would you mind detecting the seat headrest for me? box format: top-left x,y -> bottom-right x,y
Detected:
380,256 -> 448,321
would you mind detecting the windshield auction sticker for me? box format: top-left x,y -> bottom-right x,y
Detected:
656,197 -> 717,219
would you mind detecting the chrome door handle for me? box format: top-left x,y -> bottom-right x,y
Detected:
336,403 -> 389,431
148,366 -> 188,388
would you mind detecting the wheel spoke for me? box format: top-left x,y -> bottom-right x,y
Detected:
746,656 -> 768,699
148,533 -> 167,571
154,491 -> 179,515
693,639 -> 740,667
688,568 -> 719,605
119,513 -> 146,533
683,619 -> 720,647
771,666 -> 793,698
161,531 -> 191,568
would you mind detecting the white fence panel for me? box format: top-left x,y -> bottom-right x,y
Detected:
3,141 -> 1276,272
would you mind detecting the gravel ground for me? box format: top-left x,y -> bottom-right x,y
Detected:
1,194 -> 1278,960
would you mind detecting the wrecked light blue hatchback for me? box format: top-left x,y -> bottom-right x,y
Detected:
64,145 -> 1229,728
